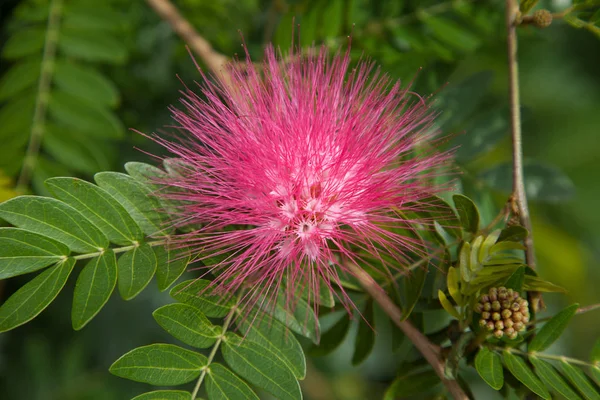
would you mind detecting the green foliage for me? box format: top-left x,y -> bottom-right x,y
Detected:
530,357 -> 584,400
475,347 -> 504,390
384,368 -> 441,400
453,194 -> 480,234
502,350 -> 551,399
0,0 -> 127,181
110,344 -> 207,385
1,1 -> 599,399
0,258 -> 74,332
0,161 -> 190,332
71,250 -> 117,330
530,303 -> 579,352
481,162 -> 576,203
153,304 -> 220,349
110,275 -> 307,400
352,300 -> 376,365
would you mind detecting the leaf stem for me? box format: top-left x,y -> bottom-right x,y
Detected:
492,346 -> 599,368
191,306 -> 237,399
71,239 -> 169,261
346,261 -> 468,400
505,0 -> 535,270
16,0 -> 63,193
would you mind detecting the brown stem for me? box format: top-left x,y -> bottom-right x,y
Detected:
346,262 -> 468,400
506,0 -> 536,270
145,0 -> 230,82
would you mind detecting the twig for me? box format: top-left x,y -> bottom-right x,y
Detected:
346,262 -> 468,400
506,0 -> 535,270
191,306 -> 237,399
492,346 -> 599,369
145,0 -> 230,82
15,0 -> 63,193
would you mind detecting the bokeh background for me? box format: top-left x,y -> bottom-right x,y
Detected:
0,0 -> 599,398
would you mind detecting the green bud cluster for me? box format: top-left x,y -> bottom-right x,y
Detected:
475,287 -> 530,340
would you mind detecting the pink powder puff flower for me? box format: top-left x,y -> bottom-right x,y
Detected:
149,43 -> 452,329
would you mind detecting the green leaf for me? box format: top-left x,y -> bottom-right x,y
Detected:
445,332 -> 473,379
109,344 -> 206,385
0,196 -> 109,253
71,250 -> 117,330
94,172 -> 167,236
503,267 -> 526,292
48,91 -> 123,139
152,303 -> 220,349
447,266 -> 462,305
117,243 -> 157,300
421,15 -> 481,52
591,337 -> 600,363
520,0 -> 538,14
592,367 -> 600,386
53,61 -> 119,107
43,124 -> 114,175
438,290 -> 460,319
399,267 -> 427,320
559,361 -> 600,400
125,162 -> 167,183
480,162 -> 575,203
263,293 -> 320,344
502,351 -> 551,399
206,363 -> 260,400
353,300 -> 376,365
384,370 -> 441,400
309,313 -> 350,357
0,258 -> 75,332
154,246 -> 190,291
475,348 -> 504,390
433,71 -> 493,130
222,333 -> 302,400
498,225 -> 528,242
0,227 -> 70,279
530,357 -> 583,400
46,177 -> 144,245
58,29 -> 127,63
170,279 -> 233,318
0,58 -> 40,101
523,275 -> 568,293
453,194 -> 480,234
238,312 -> 306,379
459,242 -> 472,283
62,4 -> 123,32
2,27 -> 45,59
454,107 -> 509,162
0,94 -> 36,142
131,391 -> 191,400
530,303 -> 579,352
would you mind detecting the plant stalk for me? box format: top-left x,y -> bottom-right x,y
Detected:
506,0 -> 535,269
16,0 -> 63,193
191,306 -> 237,399
347,262 -> 469,400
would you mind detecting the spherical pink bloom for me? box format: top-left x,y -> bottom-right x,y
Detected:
150,44 -> 452,327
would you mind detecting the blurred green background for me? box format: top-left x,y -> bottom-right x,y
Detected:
0,0 -> 599,398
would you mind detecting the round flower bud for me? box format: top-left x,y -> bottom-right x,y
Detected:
475,286 -> 530,339
532,9 -> 553,28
